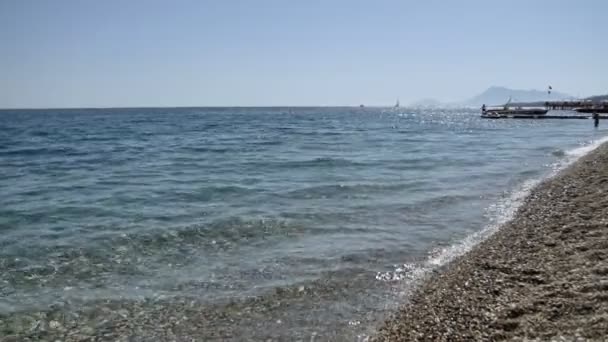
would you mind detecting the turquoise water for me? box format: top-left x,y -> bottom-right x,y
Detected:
1,107 -> 605,338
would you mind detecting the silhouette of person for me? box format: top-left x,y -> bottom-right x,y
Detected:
593,112 -> 600,128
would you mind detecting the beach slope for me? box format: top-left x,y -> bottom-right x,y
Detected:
375,144 -> 608,341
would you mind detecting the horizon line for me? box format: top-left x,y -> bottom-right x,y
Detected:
0,104 -> 479,111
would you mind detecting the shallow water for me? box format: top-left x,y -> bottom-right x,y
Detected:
1,107 -> 606,338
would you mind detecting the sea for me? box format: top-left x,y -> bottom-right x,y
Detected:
1,107 -> 606,339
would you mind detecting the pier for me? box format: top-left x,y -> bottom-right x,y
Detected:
481,114 -> 608,120
543,100 -> 608,113
482,100 -> 608,119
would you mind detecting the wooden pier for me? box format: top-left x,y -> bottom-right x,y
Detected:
544,101 -> 608,112
482,98 -> 608,119
481,114 -> 608,120
544,100 -> 591,110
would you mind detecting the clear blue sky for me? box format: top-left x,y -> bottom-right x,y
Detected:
1,0 -> 606,108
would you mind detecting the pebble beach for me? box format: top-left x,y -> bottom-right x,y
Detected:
2,1 -> 608,340
1,109 -> 606,341
374,143 -> 608,341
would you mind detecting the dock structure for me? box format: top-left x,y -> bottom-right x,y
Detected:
481,114 -> 608,120
544,100 -> 591,110
481,99 -> 608,119
544,100 -> 608,112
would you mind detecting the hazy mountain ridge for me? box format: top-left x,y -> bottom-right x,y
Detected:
586,94 -> 608,102
464,86 -> 573,106
406,86 -> 578,108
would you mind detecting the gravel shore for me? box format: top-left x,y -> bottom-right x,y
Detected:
374,143 -> 608,341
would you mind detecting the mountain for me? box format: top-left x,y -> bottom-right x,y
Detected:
585,94 -> 608,102
464,86 -> 572,106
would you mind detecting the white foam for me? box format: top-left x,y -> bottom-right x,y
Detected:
377,133 -> 608,288
565,135 -> 608,159
375,178 -> 539,286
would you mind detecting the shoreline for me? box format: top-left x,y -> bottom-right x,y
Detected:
2,133 -> 606,341
374,143 -> 608,341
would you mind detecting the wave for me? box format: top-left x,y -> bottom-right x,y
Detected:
383,158 -> 439,171
407,193 -> 481,211
161,185 -> 255,202
0,215 -> 327,315
136,217 -> 308,247
376,134 -> 608,289
0,147 -> 81,157
29,130 -> 50,137
280,130 -> 344,136
271,157 -> 365,169
375,176 -> 538,284
181,146 -> 232,153
384,156 -> 485,171
282,182 -> 416,199
0,216 -> 311,291
181,141 -> 284,153
254,140 -> 283,146
564,135 -> 608,160
1,264 -> 384,339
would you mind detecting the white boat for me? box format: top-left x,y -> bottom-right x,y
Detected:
481,97 -> 548,117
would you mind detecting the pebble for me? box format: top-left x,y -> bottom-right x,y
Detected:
49,320 -> 62,329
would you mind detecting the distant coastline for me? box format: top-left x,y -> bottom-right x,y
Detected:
2,88 -> 605,111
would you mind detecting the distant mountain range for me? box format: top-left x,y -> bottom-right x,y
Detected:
463,86 -> 572,106
586,94 -> 608,102
406,87 -> 605,108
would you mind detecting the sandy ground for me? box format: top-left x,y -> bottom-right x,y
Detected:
374,143 -> 608,341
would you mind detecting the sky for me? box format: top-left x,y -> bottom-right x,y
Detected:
0,0 -> 606,108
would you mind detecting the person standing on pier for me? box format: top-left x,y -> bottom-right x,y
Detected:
593,112 -> 600,128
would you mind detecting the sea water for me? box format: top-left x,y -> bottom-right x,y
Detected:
1,107 -> 606,338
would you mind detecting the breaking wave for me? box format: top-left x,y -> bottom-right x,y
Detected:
376,134 -> 608,290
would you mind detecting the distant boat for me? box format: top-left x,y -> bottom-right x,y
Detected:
394,99 -> 400,108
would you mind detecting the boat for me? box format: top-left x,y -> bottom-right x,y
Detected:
481,97 -> 548,118
394,99 -> 400,108
482,108 -> 549,116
